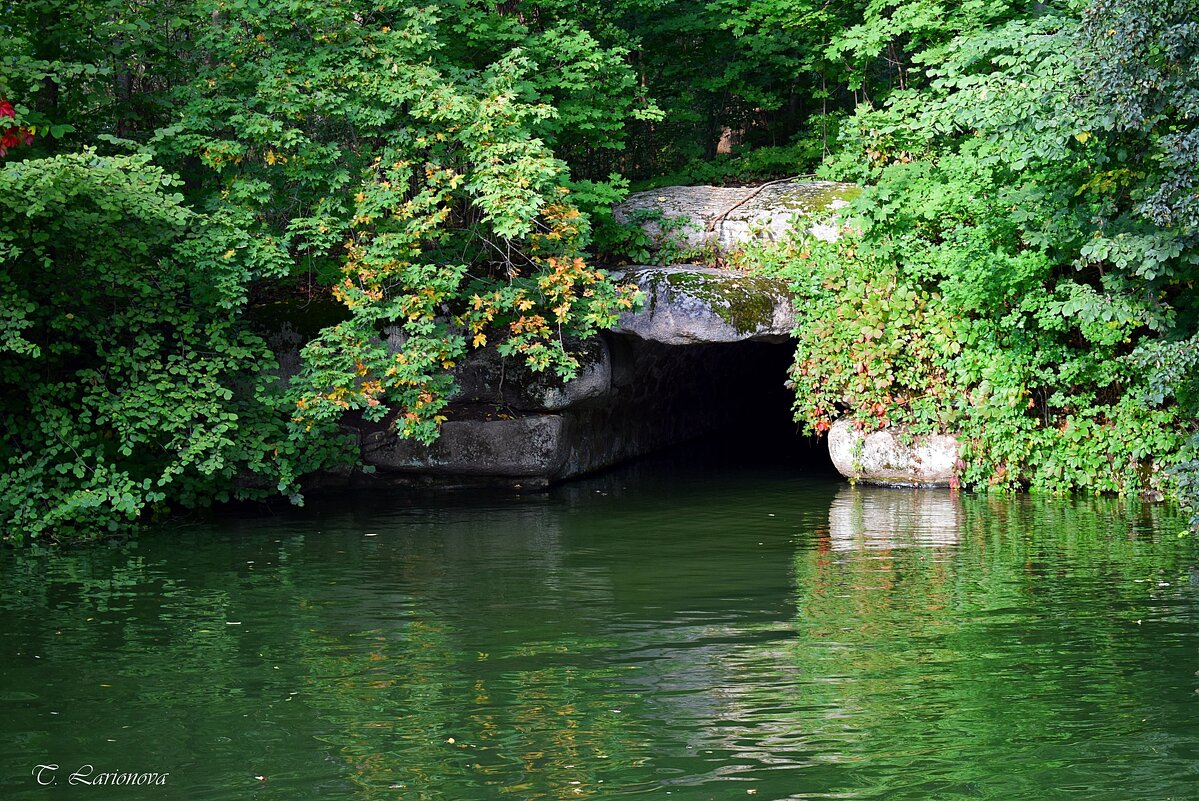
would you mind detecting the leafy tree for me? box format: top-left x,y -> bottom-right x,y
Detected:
0,151 -> 350,543
775,0 -> 1198,505
1074,0 -> 1199,521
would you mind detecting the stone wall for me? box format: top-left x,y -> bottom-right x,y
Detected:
349,334 -> 793,487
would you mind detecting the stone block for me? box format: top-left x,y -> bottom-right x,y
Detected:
363,415 -> 568,478
613,180 -> 860,254
612,266 -> 793,344
827,419 -> 960,487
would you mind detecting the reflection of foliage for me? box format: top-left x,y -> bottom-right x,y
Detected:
789,490 -> 1197,798
3,485 -> 1198,798
300,619 -> 654,800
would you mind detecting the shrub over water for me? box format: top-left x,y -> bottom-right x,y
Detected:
2,0 -> 1196,541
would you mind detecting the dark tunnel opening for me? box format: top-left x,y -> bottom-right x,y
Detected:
601,333 -> 836,477
297,330 -> 840,493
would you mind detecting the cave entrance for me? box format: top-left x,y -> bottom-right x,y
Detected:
355,330 -> 835,486
600,333 -> 834,475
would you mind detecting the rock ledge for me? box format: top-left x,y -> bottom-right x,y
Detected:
611,266 -> 793,344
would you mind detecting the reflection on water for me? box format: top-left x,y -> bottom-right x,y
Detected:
1,448 -> 1198,801
828,486 -> 960,550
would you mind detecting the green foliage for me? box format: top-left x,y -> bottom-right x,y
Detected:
1,0 -> 651,542
602,207 -> 706,266
0,152 -> 350,544
3,0 -> 1197,541
757,0 -> 1197,510
757,238 -> 959,437
157,1 -> 643,443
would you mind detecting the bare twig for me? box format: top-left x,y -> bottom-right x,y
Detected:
704,174 -> 817,238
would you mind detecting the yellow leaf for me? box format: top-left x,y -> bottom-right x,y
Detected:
472,333 -> 487,348
1075,131 -> 1092,144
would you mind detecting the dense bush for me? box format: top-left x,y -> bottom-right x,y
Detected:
2,0 -> 1196,541
753,1 -> 1197,511
0,152 -> 352,542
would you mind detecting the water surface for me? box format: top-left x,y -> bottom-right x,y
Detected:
3,445 -> 1197,800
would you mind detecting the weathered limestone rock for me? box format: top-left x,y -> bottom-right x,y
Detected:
827,419 -> 960,487
613,179 -> 859,254
612,266 -> 793,344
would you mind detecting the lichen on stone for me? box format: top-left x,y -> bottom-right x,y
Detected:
662,269 -> 783,334
769,182 -> 863,214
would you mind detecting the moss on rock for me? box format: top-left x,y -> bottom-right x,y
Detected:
771,182 -> 863,214
662,270 -> 783,334
616,266 -> 792,343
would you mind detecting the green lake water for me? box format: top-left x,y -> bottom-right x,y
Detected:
3,442 -> 1198,800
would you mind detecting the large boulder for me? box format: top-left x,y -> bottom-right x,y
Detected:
612,266 -> 793,344
613,179 -> 859,254
827,419 -> 960,487
448,337 -> 612,412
